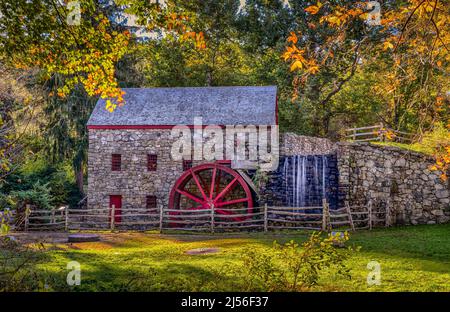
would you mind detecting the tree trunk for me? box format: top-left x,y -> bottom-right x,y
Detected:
74,164 -> 84,195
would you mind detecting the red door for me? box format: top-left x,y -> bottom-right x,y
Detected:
109,195 -> 122,224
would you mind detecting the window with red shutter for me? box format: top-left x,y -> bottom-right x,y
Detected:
182,159 -> 193,171
146,195 -> 157,209
111,154 -> 121,171
147,154 -> 157,171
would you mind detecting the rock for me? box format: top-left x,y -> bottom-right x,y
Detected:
436,190 -> 449,199
68,234 -> 101,243
430,209 -> 444,216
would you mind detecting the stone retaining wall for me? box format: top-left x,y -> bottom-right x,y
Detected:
337,142 -> 450,225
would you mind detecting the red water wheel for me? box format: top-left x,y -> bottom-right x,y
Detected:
168,163 -> 253,222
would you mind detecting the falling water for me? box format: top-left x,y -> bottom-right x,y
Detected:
282,155 -> 330,207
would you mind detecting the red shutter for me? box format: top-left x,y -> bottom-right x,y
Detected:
147,154 -> 157,171
111,154 -> 121,171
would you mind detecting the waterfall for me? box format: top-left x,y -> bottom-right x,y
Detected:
282,155 -> 329,207
283,158 -> 289,206
322,155 -> 328,200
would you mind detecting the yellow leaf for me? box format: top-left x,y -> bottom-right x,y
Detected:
290,60 -> 303,71
283,52 -> 292,61
383,41 -> 394,51
307,65 -> 319,74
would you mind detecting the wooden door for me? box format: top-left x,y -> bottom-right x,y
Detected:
109,195 -> 122,224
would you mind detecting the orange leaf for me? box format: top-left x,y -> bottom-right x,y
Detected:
287,32 -> 298,44
305,5 -> 320,15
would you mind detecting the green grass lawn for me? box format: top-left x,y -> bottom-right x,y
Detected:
6,223 -> 450,292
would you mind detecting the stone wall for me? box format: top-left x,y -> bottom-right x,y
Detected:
280,132 -> 336,156
87,128 -> 264,211
337,142 -> 450,225
88,129 -> 211,211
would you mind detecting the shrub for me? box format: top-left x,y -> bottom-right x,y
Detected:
234,232 -> 358,291
9,181 -> 54,210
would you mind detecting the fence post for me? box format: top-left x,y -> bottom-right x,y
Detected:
210,205 -> 215,234
263,203 -> 268,232
65,206 -> 69,232
322,198 -> 329,232
368,199 -> 373,230
24,204 -> 30,232
353,128 -> 356,141
345,201 -> 355,231
51,208 -> 55,224
379,122 -> 385,142
385,198 -> 391,227
159,205 -> 163,233
110,204 -> 115,231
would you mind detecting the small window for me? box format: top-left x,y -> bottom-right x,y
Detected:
147,154 -> 157,171
111,154 -> 121,171
182,160 -> 193,171
146,195 -> 157,209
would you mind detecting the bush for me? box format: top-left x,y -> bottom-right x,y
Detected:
412,122 -> 450,155
233,232 -> 358,291
9,181 -> 54,210
0,156 -> 81,209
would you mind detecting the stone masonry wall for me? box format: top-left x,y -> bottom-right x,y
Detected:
281,132 -> 336,156
337,142 -> 450,225
88,129 -> 207,211
87,128 -> 261,211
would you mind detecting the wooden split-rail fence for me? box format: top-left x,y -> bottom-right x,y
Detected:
345,124 -> 415,143
8,199 -> 392,233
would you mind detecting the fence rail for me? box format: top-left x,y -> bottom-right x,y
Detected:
345,123 -> 415,143
4,199 -> 392,233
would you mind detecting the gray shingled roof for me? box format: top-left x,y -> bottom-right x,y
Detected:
87,86 -> 277,126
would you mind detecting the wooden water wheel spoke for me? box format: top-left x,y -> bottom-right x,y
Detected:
175,188 -> 204,204
215,197 -> 250,207
169,163 -> 253,226
215,169 -> 221,198
209,166 -> 217,200
197,173 -> 210,198
190,170 -> 208,200
214,177 -> 238,204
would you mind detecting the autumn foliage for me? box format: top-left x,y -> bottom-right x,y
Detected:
284,0 -> 449,178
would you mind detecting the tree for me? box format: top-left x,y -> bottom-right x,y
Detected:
43,75 -> 96,195
0,0 -> 131,112
0,65 -> 37,182
284,0 -> 449,175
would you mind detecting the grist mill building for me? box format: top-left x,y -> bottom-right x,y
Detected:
86,86 -> 278,221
